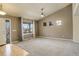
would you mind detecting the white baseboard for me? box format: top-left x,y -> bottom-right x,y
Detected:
73,40 -> 79,43
37,36 -> 72,41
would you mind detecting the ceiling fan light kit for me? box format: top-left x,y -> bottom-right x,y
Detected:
0,4 -> 6,15
41,8 -> 45,17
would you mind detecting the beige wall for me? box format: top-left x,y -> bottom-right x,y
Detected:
37,4 -> 73,39
35,21 -> 39,36
73,4 -> 79,43
11,16 -> 21,41
0,18 -> 6,45
73,15 -> 79,42
0,15 -> 21,42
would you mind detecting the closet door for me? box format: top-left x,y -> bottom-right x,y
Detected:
0,18 -> 6,45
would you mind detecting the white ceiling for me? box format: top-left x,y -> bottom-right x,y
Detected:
2,3 -> 70,20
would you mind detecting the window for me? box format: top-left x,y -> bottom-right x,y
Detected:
23,23 -> 33,33
29,23 -> 33,33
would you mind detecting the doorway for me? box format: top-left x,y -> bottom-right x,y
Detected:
5,19 -> 11,44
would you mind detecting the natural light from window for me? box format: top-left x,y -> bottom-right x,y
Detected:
56,20 -> 62,26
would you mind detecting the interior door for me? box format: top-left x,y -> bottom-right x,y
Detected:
5,20 -> 11,44
0,18 -> 6,45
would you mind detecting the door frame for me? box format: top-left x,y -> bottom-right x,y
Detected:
5,18 -> 11,44
21,17 -> 24,40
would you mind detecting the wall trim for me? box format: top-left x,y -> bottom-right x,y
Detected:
73,39 -> 79,43
37,36 -> 72,41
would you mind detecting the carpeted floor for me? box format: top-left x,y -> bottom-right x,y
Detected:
15,38 -> 79,56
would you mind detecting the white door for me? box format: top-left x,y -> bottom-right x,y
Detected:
0,18 -> 6,45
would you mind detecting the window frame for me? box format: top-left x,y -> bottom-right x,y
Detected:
23,22 -> 33,33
